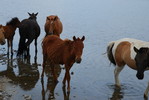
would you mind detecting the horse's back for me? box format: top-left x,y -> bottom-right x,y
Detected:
42,35 -> 63,53
42,35 -> 64,63
19,19 -> 40,37
111,38 -> 149,69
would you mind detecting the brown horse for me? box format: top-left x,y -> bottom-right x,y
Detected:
107,38 -> 149,98
0,25 -> 6,45
42,35 -> 85,91
2,17 -> 20,55
44,15 -> 63,37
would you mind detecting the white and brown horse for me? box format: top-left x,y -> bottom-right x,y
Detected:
107,38 -> 149,98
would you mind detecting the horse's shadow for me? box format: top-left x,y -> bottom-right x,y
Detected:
0,55 -> 39,90
41,64 -> 62,100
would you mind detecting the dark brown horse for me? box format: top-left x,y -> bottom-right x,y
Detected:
44,15 -> 63,37
41,35 -> 85,91
2,17 -> 20,55
17,13 -> 40,58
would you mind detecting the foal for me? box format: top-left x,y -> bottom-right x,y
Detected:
2,17 -> 20,55
42,35 -> 85,91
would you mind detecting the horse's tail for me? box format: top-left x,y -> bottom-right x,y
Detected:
107,41 -> 116,65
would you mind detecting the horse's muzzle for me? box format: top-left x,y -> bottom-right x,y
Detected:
75,58 -> 82,63
136,73 -> 144,80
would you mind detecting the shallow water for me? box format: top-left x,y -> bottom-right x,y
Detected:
0,0 -> 149,100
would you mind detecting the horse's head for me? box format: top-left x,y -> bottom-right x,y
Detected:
28,12 -> 38,20
46,15 -> 59,35
134,46 -> 149,80
6,17 -> 21,28
13,17 -> 21,27
72,36 -> 85,63
0,25 -> 6,45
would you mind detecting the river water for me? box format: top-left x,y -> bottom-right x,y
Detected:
0,0 -> 149,100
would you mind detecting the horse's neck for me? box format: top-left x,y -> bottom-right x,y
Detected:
29,18 -> 37,22
6,25 -> 17,31
67,42 -> 75,56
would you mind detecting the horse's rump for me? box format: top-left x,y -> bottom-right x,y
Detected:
42,35 -> 67,64
19,19 -> 40,37
107,42 -> 116,65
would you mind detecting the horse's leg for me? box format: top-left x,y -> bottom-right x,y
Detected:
63,64 -> 73,92
66,67 -> 71,92
63,69 -> 67,87
27,45 -> 30,57
10,39 -> 13,56
114,65 -> 124,87
144,81 -> 149,98
34,39 -> 37,61
51,65 -> 58,83
25,38 -> 34,57
7,39 -> 10,55
41,55 -> 47,77
41,73 -> 45,100
17,37 -> 26,56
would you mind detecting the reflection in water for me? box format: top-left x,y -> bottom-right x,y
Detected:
108,84 -> 148,100
0,55 -> 39,90
41,64 -> 61,100
17,57 -> 39,90
62,86 -> 70,100
109,86 -> 124,100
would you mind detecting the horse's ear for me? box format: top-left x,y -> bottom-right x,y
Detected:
28,12 -> 31,16
47,16 -> 50,20
73,36 -> 76,41
134,46 -> 139,53
35,12 -> 38,16
81,36 -> 85,41
54,16 -> 58,21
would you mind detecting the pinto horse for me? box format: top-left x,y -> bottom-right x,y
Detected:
107,38 -> 149,98
0,25 -> 6,45
2,17 -> 20,55
44,15 -> 63,37
17,13 -> 40,58
41,35 -> 85,91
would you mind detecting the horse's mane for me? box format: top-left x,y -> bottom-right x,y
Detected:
6,17 -> 19,26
